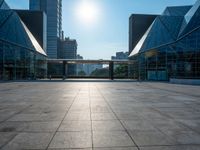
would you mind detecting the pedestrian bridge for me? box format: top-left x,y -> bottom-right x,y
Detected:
47,59 -> 133,80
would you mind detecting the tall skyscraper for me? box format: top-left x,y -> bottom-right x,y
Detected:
29,0 -> 62,58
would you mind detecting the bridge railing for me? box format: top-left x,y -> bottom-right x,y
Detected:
47,59 -> 133,80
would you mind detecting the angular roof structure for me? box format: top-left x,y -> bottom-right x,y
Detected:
0,0 -> 46,56
163,6 -> 192,16
179,0 -> 200,37
130,0 -> 200,57
0,0 -> 9,9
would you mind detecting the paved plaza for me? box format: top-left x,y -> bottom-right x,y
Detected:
0,81 -> 200,150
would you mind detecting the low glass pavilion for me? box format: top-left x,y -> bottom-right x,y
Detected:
129,1 -> 200,80
0,0 -> 47,80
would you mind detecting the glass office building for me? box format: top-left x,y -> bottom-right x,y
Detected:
29,0 -> 62,58
0,0 -> 47,80
129,1 -> 200,80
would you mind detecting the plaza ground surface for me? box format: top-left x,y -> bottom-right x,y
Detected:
0,81 -> 200,150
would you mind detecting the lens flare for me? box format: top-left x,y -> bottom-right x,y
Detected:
76,0 -> 100,26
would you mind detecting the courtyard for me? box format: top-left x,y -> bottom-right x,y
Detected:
0,81 -> 200,150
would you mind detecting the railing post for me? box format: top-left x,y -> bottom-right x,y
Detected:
109,61 -> 114,80
63,61 -> 67,80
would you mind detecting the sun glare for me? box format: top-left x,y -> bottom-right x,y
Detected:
76,0 -> 100,26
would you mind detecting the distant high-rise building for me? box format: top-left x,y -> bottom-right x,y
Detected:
77,54 -> 83,60
111,51 -> 129,60
29,0 -> 62,58
58,37 -> 77,59
58,37 -> 77,75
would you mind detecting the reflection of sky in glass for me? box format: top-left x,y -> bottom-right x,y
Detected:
129,22 -> 154,57
21,20 -> 47,56
0,0 -> 9,9
163,6 -> 192,16
185,0 -> 200,24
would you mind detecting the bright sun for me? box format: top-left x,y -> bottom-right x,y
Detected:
76,0 -> 100,26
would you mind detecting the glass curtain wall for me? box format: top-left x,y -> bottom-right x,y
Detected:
0,39 -> 47,80
130,27 -> 200,80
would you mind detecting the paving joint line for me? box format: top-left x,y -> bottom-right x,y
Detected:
88,83 -> 94,150
95,85 -> 140,150
0,104 -> 34,149
45,88 -> 81,150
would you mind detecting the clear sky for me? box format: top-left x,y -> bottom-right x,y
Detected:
6,0 -> 197,59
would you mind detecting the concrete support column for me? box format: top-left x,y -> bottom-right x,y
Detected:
63,61 -> 68,80
109,61 -> 114,80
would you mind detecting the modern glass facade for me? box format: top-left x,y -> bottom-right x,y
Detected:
16,10 -> 47,53
0,0 -> 47,80
0,0 -> 9,9
29,0 -> 62,58
129,1 -> 200,80
129,14 -> 157,54
0,39 -> 47,80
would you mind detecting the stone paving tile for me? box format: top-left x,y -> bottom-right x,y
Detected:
69,105 -> 90,112
64,112 -> 91,121
94,147 -> 138,150
0,132 -> 17,148
150,119 -> 189,131
92,120 -> 124,131
0,122 -> 28,132
163,130 -> 200,145
122,120 -> 158,131
49,131 -> 92,149
140,145 -> 200,150
0,112 -> 19,122
177,119 -> 200,133
8,113 -> 65,122
23,121 -> 61,132
0,82 -> 200,150
1,132 -> 53,149
48,148 -> 92,150
129,130 -> 176,146
91,106 -> 112,113
22,105 -> 69,114
93,131 -> 135,147
115,112 -> 141,120
58,121 -> 91,131
91,113 -> 117,120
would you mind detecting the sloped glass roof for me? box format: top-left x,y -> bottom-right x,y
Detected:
129,22 -> 154,57
129,1 -> 200,57
162,8 -> 171,16
179,0 -> 200,36
175,26 -> 200,51
0,10 -> 12,26
139,17 -> 175,52
21,20 -> 46,56
0,0 -> 9,9
0,10 -> 46,56
185,1 -> 200,24
163,6 -> 192,16
159,16 -> 184,39
0,11 -> 35,49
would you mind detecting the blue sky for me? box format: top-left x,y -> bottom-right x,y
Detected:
6,0 -> 196,59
